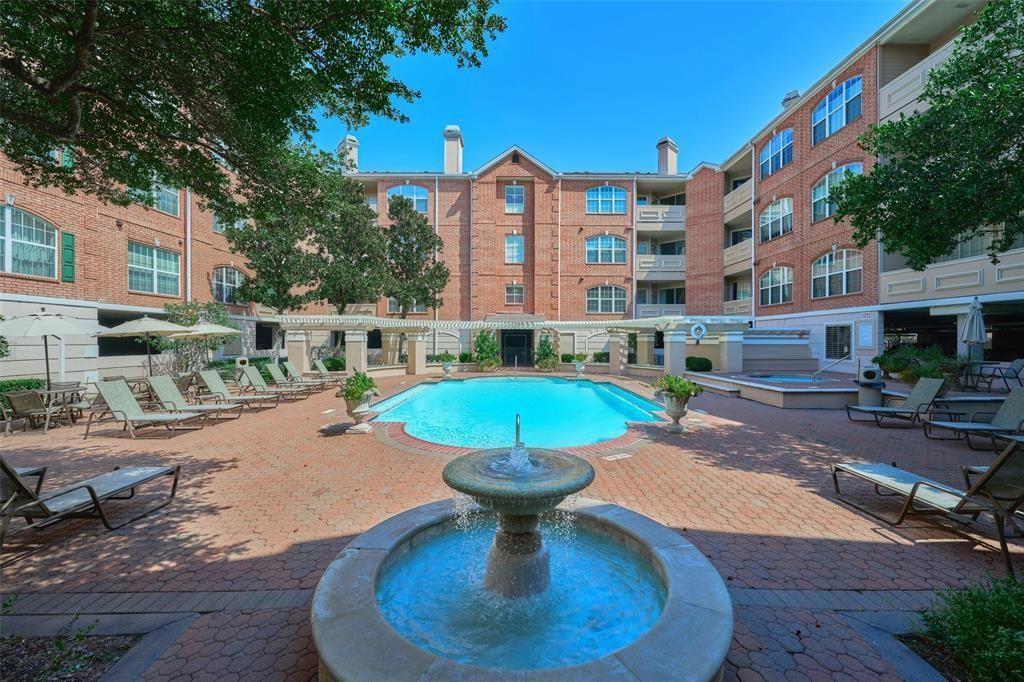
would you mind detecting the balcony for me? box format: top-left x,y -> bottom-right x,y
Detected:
723,299 -> 752,316
722,238 -> 752,277
723,180 -> 752,223
635,304 -> 685,318
636,254 -> 685,281
879,38 -> 955,123
635,205 -> 685,233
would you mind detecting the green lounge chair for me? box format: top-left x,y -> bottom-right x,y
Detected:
923,388 -> 1024,450
846,378 -> 949,427
196,370 -> 280,410
84,379 -> 207,439
831,441 -> 1024,576
313,358 -> 347,385
264,364 -> 319,395
2,390 -> 70,434
148,375 -> 243,420
238,365 -> 308,400
282,361 -> 332,388
976,359 -> 1024,392
1,456 -> 180,547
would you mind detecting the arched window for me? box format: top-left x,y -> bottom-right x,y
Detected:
812,76 -> 862,144
758,198 -> 793,242
213,266 -> 245,304
811,163 -> 862,222
759,267 -> 793,306
585,235 -> 627,263
1,207 -> 59,278
759,129 -> 793,179
585,186 -> 627,214
386,184 -> 429,213
812,250 -> 862,299
586,285 -> 627,313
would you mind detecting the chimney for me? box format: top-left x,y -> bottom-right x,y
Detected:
443,125 -> 463,174
338,134 -> 359,173
781,90 -> 801,109
656,137 -> 678,175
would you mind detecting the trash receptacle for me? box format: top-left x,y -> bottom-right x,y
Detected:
855,366 -> 885,406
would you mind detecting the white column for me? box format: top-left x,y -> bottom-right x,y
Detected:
664,330 -> 688,376
608,333 -> 627,375
407,333 -> 427,375
285,330 -> 311,373
635,332 -> 655,366
720,330 -> 744,373
344,330 -> 368,374
381,332 -> 402,366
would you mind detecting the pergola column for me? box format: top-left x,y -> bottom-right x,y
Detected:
381,332 -> 402,366
721,330 -> 744,373
344,330 -> 368,374
608,332 -> 627,375
664,330 -> 688,376
635,332 -> 656,366
406,333 -> 427,375
285,330 -> 312,373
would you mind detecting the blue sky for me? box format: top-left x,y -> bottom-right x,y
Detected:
312,0 -> 905,174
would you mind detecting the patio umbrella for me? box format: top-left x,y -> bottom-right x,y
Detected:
0,308 -> 106,389
167,323 -> 241,368
960,297 -> 986,347
96,316 -> 189,376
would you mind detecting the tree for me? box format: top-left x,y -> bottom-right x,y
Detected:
384,197 -> 450,317
829,0 -> 1024,270
1,0 -> 505,213
474,330 -> 500,370
149,302 -> 236,373
534,334 -> 558,371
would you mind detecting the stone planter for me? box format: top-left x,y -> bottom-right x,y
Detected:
441,361 -> 453,380
345,391 -> 375,434
574,361 -> 586,379
661,393 -> 689,433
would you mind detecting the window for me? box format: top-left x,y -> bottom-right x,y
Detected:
387,298 -> 427,313
255,323 -> 277,351
729,280 -> 752,301
585,235 -> 627,263
128,242 -> 180,295
585,186 -> 627,214
153,185 -> 180,216
812,163 -> 862,222
211,214 -> 246,234
505,185 -> 525,214
387,185 -> 429,213
658,240 -> 685,256
759,267 -> 792,306
934,234 -> 986,263
213,266 -> 245,303
505,283 -> 525,305
759,129 -> 793,179
825,325 -> 852,360
586,285 -> 627,313
811,249 -> 862,298
758,198 -> 793,242
812,76 -> 862,144
636,195 -> 650,206
1,207 -> 59,278
658,287 -> 685,304
729,229 -> 752,246
657,193 -> 686,206
505,234 -> 525,264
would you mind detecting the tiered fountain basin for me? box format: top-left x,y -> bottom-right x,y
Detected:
311,496 -> 734,680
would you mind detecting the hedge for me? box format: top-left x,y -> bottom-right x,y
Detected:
592,352 -> 610,363
686,356 -> 713,372
0,378 -> 46,410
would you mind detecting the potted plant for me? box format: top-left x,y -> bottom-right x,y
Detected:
474,330 -> 501,373
437,351 -> 456,379
336,372 -> 379,434
534,335 -> 558,372
572,353 -> 588,378
652,375 -> 704,433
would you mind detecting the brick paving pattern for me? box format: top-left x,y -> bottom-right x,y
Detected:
1,374 -> 1018,680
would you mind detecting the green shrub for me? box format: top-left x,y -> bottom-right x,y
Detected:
0,378 -> 46,409
340,372 -> 378,402
923,577 -> 1024,682
458,352 -> 475,364
436,351 -> 456,363
534,335 -> 558,371
686,356 -> 713,372
873,346 -> 954,384
560,353 -> 575,363
474,331 -> 500,370
573,353 -> 587,362
653,375 -> 704,400
592,351 -> 609,363
322,356 -> 345,372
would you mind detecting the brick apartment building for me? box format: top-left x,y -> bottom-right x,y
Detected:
2,0 -> 1022,382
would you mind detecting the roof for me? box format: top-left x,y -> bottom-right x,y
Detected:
275,314 -> 751,332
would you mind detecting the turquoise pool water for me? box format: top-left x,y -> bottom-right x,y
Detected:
372,377 -> 663,448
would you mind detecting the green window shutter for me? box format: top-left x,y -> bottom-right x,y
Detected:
61,232 -> 75,282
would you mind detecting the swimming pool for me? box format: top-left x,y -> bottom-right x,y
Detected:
372,377 -> 664,449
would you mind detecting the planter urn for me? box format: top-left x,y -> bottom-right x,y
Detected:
442,361 -> 454,380
574,361 -> 586,379
345,390 -> 375,434
661,393 -> 689,433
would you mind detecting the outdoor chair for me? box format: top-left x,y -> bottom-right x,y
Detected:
148,375 -> 243,421
923,388 -> 1024,450
976,359 -> 1024,392
313,358 -> 347,386
84,379 -> 207,440
845,377 -> 950,428
0,456 -> 180,548
282,361 -> 333,388
47,381 -> 86,422
2,390 -> 69,434
195,370 -> 281,410
238,365 -> 308,400
265,363 -> 322,393
831,440 -> 1024,577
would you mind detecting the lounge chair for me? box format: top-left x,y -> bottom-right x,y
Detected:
84,379 -> 207,439
265,363 -> 322,393
313,358 -> 347,385
923,388 -> 1024,449
0,456 -> 180,547
846,378 -> 949,427
976,359 -> 1024,392
2,390 -> 69,434
195,370 -> 280,410
238,365 -> 308,400
148,375 -> 243,420
831,441 -> 1024,576
282,361 -> 333,388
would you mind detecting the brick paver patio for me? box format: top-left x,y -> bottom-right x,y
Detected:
1,373 -> 1018,680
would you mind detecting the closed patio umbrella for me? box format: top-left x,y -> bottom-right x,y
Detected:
96,316 -> 189,375
0,308 -> 106,389
960,297 -> 986,347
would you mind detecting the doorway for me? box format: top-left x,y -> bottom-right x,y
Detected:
501,330 -> 533,368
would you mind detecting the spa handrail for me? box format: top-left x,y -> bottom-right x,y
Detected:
813,354 -> 855,381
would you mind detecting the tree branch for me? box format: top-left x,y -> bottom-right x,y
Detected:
48,0 -> 99,97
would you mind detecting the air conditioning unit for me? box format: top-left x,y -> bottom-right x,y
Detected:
234,356 -> 250,368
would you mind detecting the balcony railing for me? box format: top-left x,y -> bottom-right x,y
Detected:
723,299 -> 751,316
723,180 -> 751,221
879,38 -> 955,122
723,238 -> 752,275
635,304 -> 685,318
635,205 -> 685,232
636,254 -> 685,281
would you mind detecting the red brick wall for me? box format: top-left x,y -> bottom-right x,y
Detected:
684,167 -> 725,315
752,48 -> 879,317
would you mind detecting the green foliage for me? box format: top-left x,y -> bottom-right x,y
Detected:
560,353 -> 575,363
534,335 -> 558,371
435,352 -> 456,363
573,353 -> 588,363
474,330 -> 500,367
149,302 -> 237,373
458,352 -> 475,364
0,315 -> 8,359
341,371 -> 377,402
0,378 -> 46,409
322,357 -> 346,372
653,375 -> 704,400
0,0 -> 505,215
592,351 -> 610,363
923,577 -> 1024,682
873,346 -> 955,384
686,356 -> 713,372
384,197 -> 450,317
830,0 -> 1024,269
